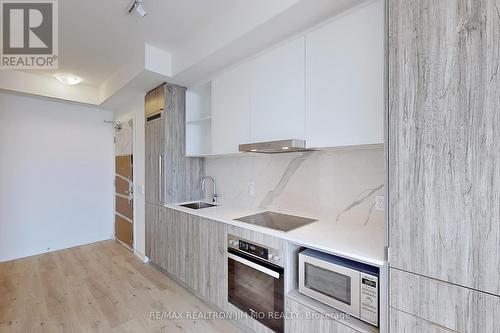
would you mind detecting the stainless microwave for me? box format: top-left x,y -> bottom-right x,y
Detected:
299,249 -> 379,327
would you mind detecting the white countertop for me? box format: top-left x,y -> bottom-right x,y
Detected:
165,202 -> 386,267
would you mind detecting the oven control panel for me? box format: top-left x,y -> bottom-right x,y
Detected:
228,234 -> 282,266
360,273 -> 379,327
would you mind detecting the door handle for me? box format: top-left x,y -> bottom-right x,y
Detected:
125,186 -> 133,202
158,155 -> 163,204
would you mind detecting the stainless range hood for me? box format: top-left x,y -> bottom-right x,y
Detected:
239,139 -> 311,154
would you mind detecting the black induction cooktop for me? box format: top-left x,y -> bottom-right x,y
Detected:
234,211 -> 317,232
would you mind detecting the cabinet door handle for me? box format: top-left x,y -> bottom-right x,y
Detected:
158,154 -> 163,204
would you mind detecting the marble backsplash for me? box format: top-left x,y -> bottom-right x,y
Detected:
205,148 -> 385,228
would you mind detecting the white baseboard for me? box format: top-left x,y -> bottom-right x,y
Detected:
133,249 -> 149,263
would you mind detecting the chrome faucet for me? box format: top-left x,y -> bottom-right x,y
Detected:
201,176 -> 218,203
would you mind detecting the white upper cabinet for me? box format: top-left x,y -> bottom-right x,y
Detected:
211,62 -> 251,155
305,0 -> 384,148
250,37 -> 305,142
211,37 -> 305,154
192,0 -> 385,156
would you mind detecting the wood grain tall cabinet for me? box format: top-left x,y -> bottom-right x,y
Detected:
388,1 -> 500,332
145,83 -> 205,261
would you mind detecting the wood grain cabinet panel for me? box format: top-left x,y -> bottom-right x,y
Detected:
145,202 -> 160,263
145,84 -> 165,116
145,83 -> 204,206
160,207 -> 189,280
149,205 -> 186,276
156,85 -> 166,112
163,84 -> 204,204
158,207 -> 227,308
390,308 -> 454,333
144,92 -> 153,116
187,214 -> 227,308
390,268 -> 500,333
145,116 -> 164,204
389,0 -> 500,295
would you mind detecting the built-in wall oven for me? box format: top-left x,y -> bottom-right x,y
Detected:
227,234 -> 284,333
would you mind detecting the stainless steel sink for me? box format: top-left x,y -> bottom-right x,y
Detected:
179,202 -> 217,209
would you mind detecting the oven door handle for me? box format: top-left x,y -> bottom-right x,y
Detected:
227,253 -> 280,279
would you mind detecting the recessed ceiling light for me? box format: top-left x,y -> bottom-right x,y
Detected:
282,146 -> 290,150
54,73 -> 82,86
250,149 -> 258,152
128,0 -> 147,17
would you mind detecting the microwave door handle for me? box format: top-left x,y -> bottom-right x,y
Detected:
227,253 -> 280,279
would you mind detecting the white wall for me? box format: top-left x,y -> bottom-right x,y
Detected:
0,92 -> 114,262
113,97 -> 146,261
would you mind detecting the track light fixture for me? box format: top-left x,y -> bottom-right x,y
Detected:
128,0 -> 147,17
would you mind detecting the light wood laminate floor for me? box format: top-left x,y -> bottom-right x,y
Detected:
0,240 -> 243,333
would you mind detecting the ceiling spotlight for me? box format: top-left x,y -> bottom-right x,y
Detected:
128,0 -> 147,17
54,73 -> 82,85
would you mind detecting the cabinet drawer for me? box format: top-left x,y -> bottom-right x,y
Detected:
390,268 -> 500,332
286,297 -> 360,333
390,308 -> 454,333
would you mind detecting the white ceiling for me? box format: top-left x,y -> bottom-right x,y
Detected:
31,0 -> 248,86
5,0 -> 368,108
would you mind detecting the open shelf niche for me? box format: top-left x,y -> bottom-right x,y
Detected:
186,81 -> 212,156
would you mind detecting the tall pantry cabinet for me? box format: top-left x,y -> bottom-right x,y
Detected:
145,83 -> 205,262
388,0 -> 500,332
